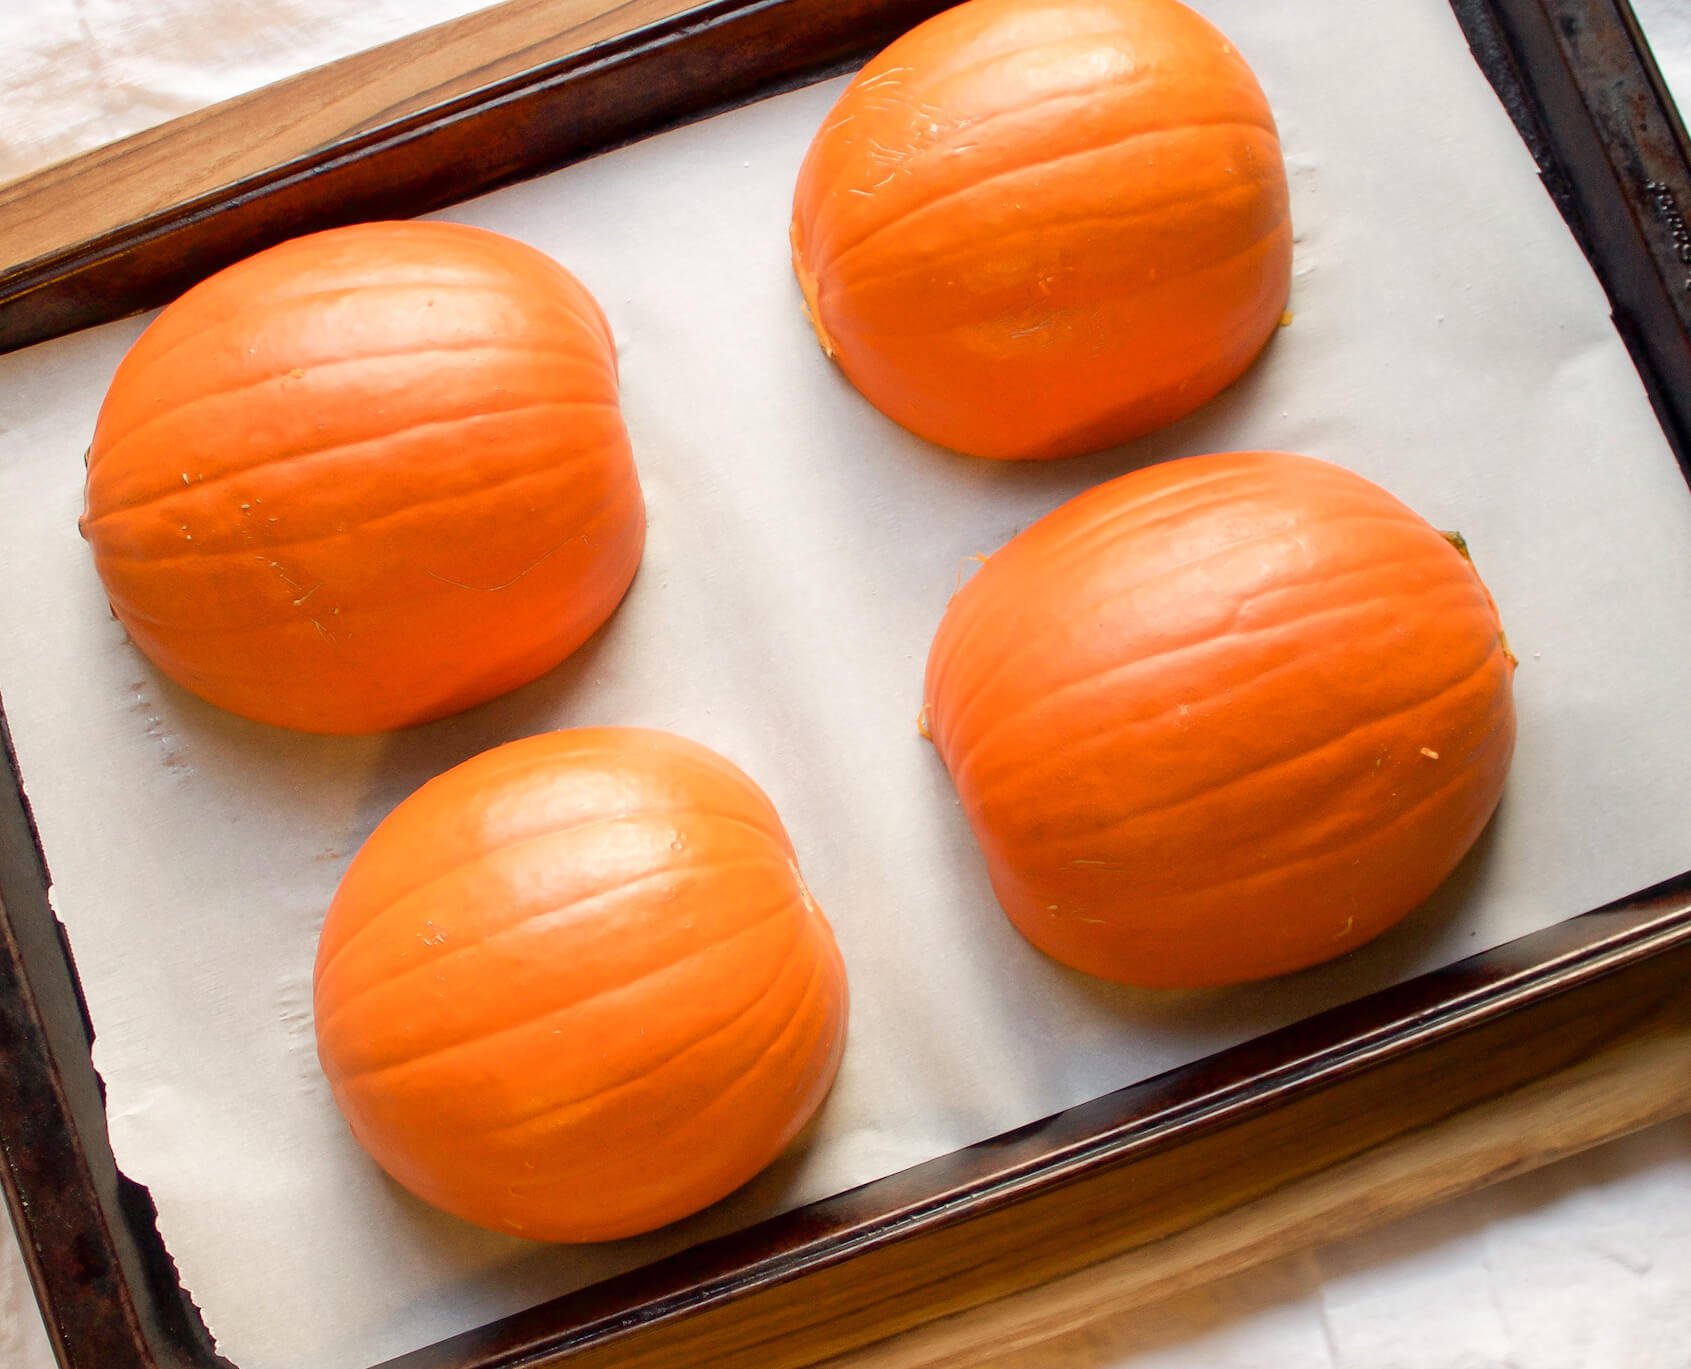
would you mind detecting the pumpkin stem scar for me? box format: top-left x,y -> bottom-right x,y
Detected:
1441,530 -> 1517,664
426,540 -> 567,593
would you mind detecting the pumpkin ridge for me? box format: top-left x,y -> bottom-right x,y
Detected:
958,581 -> 1499,799
98,528 -> 636,672
335,895 -> 802,1089
317,851 -> 790,1033
114,275 -> 498,385
479,942 -> 834,1246
86,390 -> 619,529
889,4 -> 1256,113
817,116 -> 1281,281
978,641 -> 1510,843
95,507 -> 639,655
105,524 -> 618,679
496,938 -> 836,1226
480,923 -> 823,1142
315,815 -> 667,987
842,217 -> 1288,357
947,546 -> 1485,762
924,464 -> 1284,718
117,270 -> 595,388
815,7 -> 1204,165
315,805 -> 790,985
96,450 -> 634,583
845,24 -> 1129,108
1029,709 -> 1512,917
821,165 -> 1283,319
319,731 -> 787,949
801,61 -> 1271,258
638,935 -> 840,1148
932,508 -> 1452,751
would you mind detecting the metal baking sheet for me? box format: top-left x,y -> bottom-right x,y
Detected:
2,2 -> 1691,1367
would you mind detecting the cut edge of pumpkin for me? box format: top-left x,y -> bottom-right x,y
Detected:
791,244 -> 838,360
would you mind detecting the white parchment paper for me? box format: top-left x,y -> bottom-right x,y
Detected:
4,4 -> 1691,1367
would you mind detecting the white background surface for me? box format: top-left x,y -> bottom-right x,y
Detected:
4,3 -> 1691,1368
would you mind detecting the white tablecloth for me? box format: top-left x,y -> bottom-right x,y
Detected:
3,4 -> 1689,1367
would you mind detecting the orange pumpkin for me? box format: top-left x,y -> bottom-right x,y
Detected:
79,221 -> 644,734
790,0 -> 1292,461
922,452 -> 1517,987
313,727 -> 849,1242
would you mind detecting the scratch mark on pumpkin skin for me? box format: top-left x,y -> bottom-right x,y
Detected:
851,66 -> 911,96
426,540 -> 567,593
293,584 -> 320,607
954,552 -> 989,592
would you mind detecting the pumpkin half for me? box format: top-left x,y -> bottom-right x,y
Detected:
790,0 -> 1292,461
79,220 -> 645,734
922,452 -> 1517,988
313,727 -> 849,1242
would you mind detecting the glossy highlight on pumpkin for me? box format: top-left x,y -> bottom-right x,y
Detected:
313,727 -> 850,1243
790,0 -> 1293,461
79,220 -> 645,734
922,452 -> 1517,987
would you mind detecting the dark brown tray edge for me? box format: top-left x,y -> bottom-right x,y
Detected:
0,701 -> 229,1369
0,1 -> 1688,1367
1452,0 -> 1691,474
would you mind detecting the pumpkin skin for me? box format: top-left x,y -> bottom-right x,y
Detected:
922,452 -> 1517,988
790,0 -> 1292,461
313,727 -> 849,1242
79,221 -> 645,734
